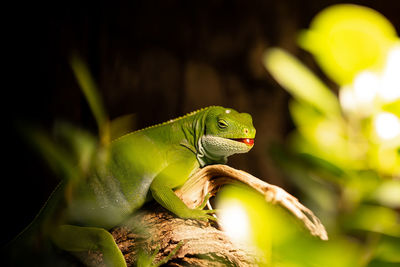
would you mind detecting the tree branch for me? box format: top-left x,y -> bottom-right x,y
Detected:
175,164 -> 328,241
81,165 -> 327,266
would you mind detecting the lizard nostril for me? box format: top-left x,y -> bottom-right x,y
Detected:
244,128 -> 249,134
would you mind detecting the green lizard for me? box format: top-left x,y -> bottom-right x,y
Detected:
8,106 -> 256,266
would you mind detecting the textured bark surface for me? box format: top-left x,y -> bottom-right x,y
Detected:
113,206 -> 259,266
80,165 -> 326,266
78,204 -> 259,266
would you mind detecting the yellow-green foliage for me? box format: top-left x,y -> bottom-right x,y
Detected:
260,4 -> 400,266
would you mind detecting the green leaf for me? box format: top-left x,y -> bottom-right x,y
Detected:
343,204 -> 400,237
382,100 -> 400,116
298,4 -> 398,85
374,235 -> 400,262
263,48 -> 341,117
24,126 -> 79,182
370,180 -> 400,208
70,54 -> 109,144
53,121 -> 97,174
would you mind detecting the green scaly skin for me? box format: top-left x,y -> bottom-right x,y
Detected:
9,106 -> 256,267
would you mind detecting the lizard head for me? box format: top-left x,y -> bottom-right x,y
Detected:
198,106 -> 256,165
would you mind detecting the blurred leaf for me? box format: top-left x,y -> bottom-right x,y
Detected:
53,121 -> 97,174
270,139 -> 346,183
367,259 -> 400,267
369,145 -> 400,176
216,185 -> 272,263
277,234 -> 361,267
382,100 -> 400,116
374,234 -> 400,263
297,153 -> 345,178
288,130 -> 359,171
216,184 -> 308,265
110,113 -> 137,141
268,143 -> 340,230
263,48 -> 341,117
288,100 -> 349,164
24,126 -> 79,182
298,4 -> 398,85
289,99 -> 324,128
70,54 -> 110,144
339,171 -> 381,215
343,204 -> 400,237
369,180 -> 400,208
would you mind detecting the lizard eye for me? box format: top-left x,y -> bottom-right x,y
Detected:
217,119 -> 228,129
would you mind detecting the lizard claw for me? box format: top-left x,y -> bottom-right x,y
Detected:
196,193 -> 212,210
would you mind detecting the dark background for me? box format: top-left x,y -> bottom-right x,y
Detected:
3,0 -> 399,246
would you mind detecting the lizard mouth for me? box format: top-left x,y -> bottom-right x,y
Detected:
230,138 -> 254,146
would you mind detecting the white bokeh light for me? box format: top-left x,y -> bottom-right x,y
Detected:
218,200 -> 251,244
339,86 -> 357,113
379,45 -> 400,102
353,71 -> 379,104
374,112 -> 400,140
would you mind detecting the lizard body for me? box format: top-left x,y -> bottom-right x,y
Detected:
8,106 -> 256,266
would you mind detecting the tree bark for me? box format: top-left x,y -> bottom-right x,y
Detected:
113,206 -> 259,266
80,165 -> 327,266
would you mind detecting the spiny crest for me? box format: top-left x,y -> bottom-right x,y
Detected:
113,106 -> 218,141
142,106 -> 215,131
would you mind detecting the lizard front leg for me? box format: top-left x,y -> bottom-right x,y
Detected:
150,177 -> 216,221
150,162 -> 216,221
